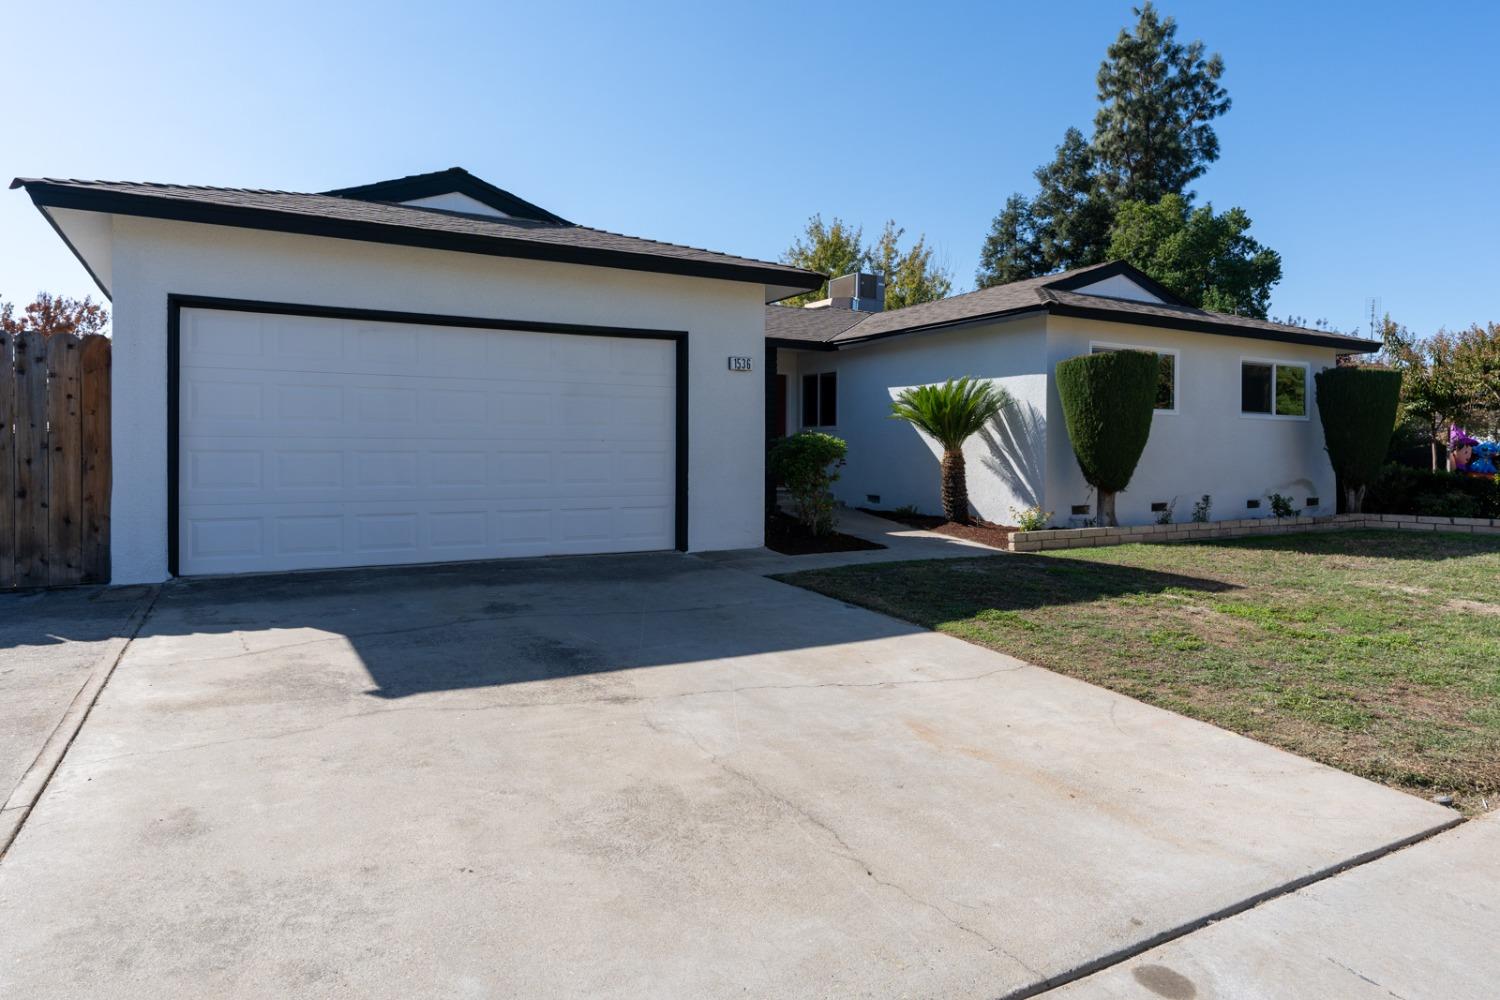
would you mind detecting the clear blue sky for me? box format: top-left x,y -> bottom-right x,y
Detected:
4,0 -> 1495,336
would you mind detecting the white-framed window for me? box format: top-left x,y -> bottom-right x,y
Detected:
1089,342 -> 1179,413
1240,358 -> 1308,419
801,371 -> 838,428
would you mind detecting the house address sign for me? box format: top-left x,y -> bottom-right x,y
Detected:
727,356 -> 754,372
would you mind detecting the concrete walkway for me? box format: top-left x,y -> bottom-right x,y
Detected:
0,586 -> 156,821
0,553 -> 1458,999
699,506 -> 1006,575
1050,810 -> 1498,999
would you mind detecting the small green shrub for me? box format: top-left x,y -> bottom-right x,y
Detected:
1268,493 -> 1296,518
768,432 -> 848,534
1010,505 -> 1053,532
1155,498 -> 1177,525
893,503 -> 922,519
1190,494 -> 1212,523
1366,464 -> 1500,518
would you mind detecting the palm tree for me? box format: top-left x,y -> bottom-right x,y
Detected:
890,377 -> 1013,524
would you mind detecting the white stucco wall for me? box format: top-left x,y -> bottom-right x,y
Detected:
105,216 -> 769,582
778,317 -> 1051,523
1043,315 -> 1340,527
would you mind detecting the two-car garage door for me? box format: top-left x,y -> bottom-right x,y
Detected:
176,306 -> 679,576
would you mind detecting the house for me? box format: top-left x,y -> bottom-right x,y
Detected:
12,168 -> 822,583
767,262 -> 1380,527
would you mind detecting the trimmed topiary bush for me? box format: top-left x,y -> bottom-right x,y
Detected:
1314,367 -> 1403,512
768,431 -> 848,535
1055,350 -> 1159,526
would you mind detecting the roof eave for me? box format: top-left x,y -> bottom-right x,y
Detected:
15,181 -> 825,295
1044,301 -> 1381,353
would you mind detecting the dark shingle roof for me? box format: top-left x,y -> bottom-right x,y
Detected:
766,261 -> 1378,353
764,304 -> 871,345
11,173 -> 823,298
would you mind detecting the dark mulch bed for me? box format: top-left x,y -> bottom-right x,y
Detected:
766,512 -> 885,555
860,508 -> 1016,549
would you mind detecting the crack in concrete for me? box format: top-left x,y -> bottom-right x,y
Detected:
1325,956 -> 1410,1000
708,752 -> 1042,978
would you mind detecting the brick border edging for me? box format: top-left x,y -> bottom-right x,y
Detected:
1008,513 -> 1500,552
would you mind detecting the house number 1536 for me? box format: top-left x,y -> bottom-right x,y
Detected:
727,356 -> 753,372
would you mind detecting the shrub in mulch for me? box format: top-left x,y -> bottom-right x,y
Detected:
765,511 -> 885,556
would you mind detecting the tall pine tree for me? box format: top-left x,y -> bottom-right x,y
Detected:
976,4 -> 1233,288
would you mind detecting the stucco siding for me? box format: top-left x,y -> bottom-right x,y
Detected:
781,317 -> 1050,523
1043,315 -> 1340,527
107,216 -> 768,582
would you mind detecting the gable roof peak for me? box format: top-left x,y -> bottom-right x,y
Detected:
323,167 -> 570,224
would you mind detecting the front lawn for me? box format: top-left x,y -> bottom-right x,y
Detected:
779,530 -> 1500,812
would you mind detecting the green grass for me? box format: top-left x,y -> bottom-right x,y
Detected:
779,530 -> 1500,812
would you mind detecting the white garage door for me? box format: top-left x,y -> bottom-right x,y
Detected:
177,307 -> 678,576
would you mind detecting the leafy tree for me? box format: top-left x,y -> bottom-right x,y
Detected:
1451,322 -> 1500,437
889,377 -> 1013,524
1093,3 -> 1230,202
1054,350 -> 1159,526
780,215 -> 868,307
768,431 -> 848,535
1314,367 -> 1403,513
871,221 -> 953,310
1379,318 -> 1473,469
1106,195 -> 1282,317
0,292 -> 109,338
976,4 -> 1231,286
783,215 -> 951,310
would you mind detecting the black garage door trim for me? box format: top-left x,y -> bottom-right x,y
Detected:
166,294 -> 690,576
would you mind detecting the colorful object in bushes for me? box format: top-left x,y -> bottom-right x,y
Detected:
1470,440 -> 1498,476
1447,426 -> 1479,474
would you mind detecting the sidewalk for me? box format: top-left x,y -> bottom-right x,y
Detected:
1047,809 -> 1496,999
697,507 -> 1005,575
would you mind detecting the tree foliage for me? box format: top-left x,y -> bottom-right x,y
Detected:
0,292 -> 110,338
1377,318 -> 1487,467
871,221 -> 953,310
890,377 -> 1012,524
1092,2 -> 1230,203
782,215 -> 952,310
780,215 -> 868,308
1106,195 -> 1282,317
768,431 -> 848,535
976,4 -> 1244,298
1314,367 -> 1403,512
1054,350 -> 1159,526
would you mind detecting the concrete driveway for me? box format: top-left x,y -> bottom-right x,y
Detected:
0,553 -> 1455,998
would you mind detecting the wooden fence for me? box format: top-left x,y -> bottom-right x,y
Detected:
0,332 -> 111,588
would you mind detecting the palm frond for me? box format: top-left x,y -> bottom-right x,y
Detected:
890,377 -> 1013,451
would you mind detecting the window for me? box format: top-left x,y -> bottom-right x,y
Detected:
801,371 -> 837,427
1241,361 -> 1306,417
1091,345 -> 1176,411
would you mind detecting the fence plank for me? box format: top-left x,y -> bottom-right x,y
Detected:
80,336 -> 112,584
14,332 -> 50,586
47,335 -> 84,585
0,332 -> 15,588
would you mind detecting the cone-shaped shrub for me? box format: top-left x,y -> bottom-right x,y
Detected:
1055,350 -> 1159,526
1315,367 -> 1402,513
